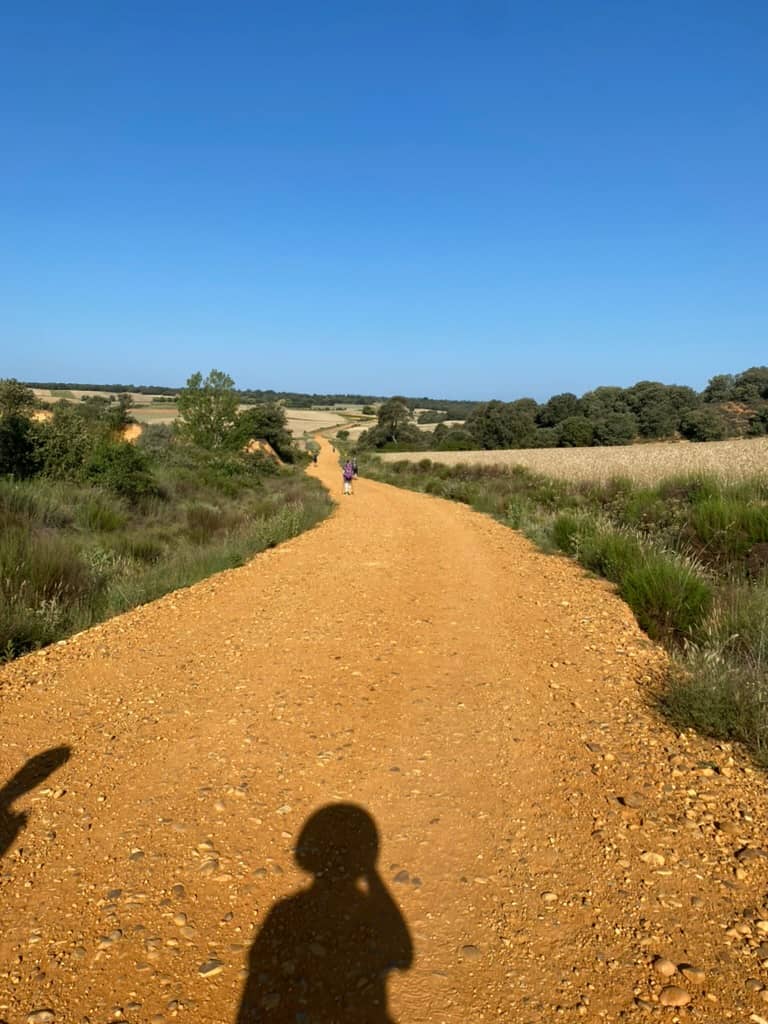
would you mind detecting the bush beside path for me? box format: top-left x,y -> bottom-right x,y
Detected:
1,440 -> 768,1022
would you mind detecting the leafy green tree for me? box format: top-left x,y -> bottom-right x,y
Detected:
508,397 -> 539,418
537,392 -> 580,427
430,425 -> 475,450
0,379 -> 36,418
0,414 -> 39,478
679,408 -> 727,442
557,416 -> 595,447
84,441 -> 160,501
36,402 -> 102,478
357,419 -> 427,450
732,367 -> 768,404
626,382 -> 699,438
747,408 -> 768,436
466,401 -> 536,449
593,412 -> 638,446
580,386 -> 631,421
235,402 -> 295,460
177,369 -> 239,449
702,374 -> 735,404
533,427 -> 559,448
376,397 -> 412,443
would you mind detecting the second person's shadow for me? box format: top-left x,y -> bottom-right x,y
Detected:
237,803 -> 413,1023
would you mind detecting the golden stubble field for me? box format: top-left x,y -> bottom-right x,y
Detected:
381,436 -> 768,482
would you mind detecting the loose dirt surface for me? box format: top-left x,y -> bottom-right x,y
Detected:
3,442 -> 768,1023
382,436 -> 768,482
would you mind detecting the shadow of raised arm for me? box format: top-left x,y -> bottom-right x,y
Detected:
0,746 -> 72,860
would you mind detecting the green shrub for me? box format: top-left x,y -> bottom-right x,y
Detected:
620,552 -> 712,643
111,533 -> 167,564
579,530 -> 643,583
0,528 -> 104,654
706,585 -> 768,665
504,495 -> 533,528
76,494 -> 127,532
656,474 -> 720,503
0,414 -> 40,478
679,407 -> 727,442
662,659 -> 768,765
363,452 -> 768,764
185,503 -> 229,544
689,495 -> 768,562
557,416 -> 595,447
137,423 -> 175,457
552,512 -> 593,554
85,442 -> 161,502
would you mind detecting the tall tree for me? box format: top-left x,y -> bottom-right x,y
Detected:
176,370 -> 239,449
376,397 -> 412,443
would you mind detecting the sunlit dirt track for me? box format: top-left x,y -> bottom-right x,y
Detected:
2,439 -> 768,1023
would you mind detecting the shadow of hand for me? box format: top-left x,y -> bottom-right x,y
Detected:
0,808 -> 29,859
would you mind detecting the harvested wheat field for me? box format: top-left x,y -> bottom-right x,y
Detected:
382,436 -> 768,482
283,408 -> 353,437
4,439 -> 768,1023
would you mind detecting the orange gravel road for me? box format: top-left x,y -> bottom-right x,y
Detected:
2,440 -> 768,1023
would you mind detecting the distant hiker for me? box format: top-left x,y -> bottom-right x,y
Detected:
342,460 -> 355,495
312,451 -> 319,464
351,458 -> 358,477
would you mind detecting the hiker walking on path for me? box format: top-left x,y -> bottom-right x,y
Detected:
343,459 -> 355,495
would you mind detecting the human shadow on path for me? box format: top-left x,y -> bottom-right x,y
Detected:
237,803 -> 413,1023
0,747 -> 72,861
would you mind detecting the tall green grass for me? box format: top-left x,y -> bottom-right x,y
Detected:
0,461 -> 331,660
361,455 -> 768,765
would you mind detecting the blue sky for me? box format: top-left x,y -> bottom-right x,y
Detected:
1,1 -> 766,400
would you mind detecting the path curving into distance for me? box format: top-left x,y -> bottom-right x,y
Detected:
2,439 -> 768,1022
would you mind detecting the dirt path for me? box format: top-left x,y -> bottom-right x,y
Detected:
2,440 -> 768,1023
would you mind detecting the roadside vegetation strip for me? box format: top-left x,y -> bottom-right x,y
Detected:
0,374 -> 333,662
361,454 -> 768,765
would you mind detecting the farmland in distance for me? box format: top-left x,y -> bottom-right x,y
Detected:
380,436 -> 768,483
31,388 -> 372,438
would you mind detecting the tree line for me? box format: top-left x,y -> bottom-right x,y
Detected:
357,367 -> 768,451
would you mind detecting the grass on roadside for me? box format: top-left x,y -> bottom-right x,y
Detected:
360,453 -> 768,765
0,456 -> 331,661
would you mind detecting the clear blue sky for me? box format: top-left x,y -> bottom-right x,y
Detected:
1,1 -> 766,400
